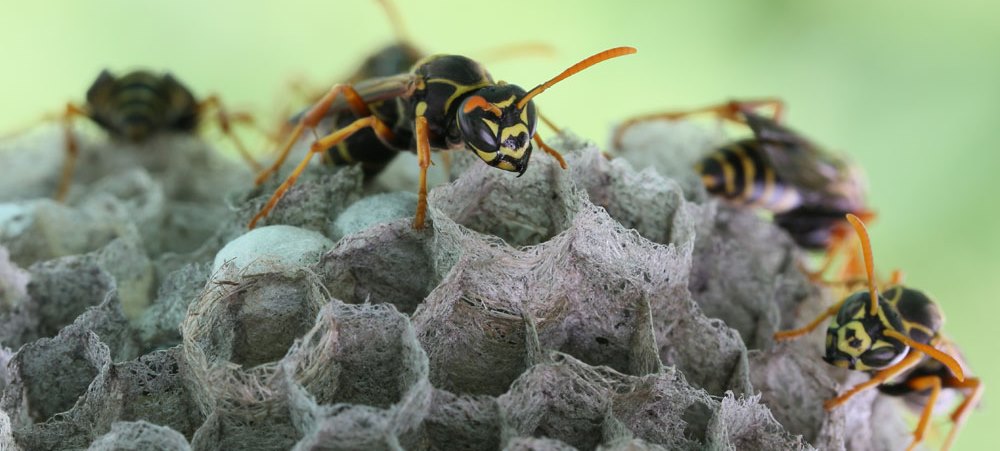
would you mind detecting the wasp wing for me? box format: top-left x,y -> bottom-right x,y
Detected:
289,73 -> 417,123
742,110 -> 851,196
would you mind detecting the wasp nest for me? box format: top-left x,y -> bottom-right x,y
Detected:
0,123 -> 911,450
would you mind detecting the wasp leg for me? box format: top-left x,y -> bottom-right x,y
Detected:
823,349 -> 924,410
255,83 -> 372,186
773,297 -> 847,341
532,133 -> 567,169
248,115 -> 391,229
412,115 -> 433,229
55,102 -> 89,202
904,375 -> 943,451
942,377 -> 983,451
198,95 -> 263,172
611,98 -> 785,149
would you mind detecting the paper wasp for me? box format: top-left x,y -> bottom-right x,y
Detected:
249,46 -> 637,230
613,99 -> 871,279
279,0 -> 557,179
10,70 -> 262,201
774,214 -> 982,451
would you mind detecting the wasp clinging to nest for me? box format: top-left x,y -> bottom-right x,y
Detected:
277,0 -> 559,179
774,214 -> 982,451
613,99 -> 872,280
9,70 -> 263,201
250,46 -> 637,230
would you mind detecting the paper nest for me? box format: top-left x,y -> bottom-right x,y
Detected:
0,122 -> 911,450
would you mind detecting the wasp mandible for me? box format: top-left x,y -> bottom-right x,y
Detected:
250,46 -> 637,230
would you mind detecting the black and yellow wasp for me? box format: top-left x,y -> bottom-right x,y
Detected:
249,46 -> 636,230
278,0 -> 556,179
774,214 -> 982,451
10,70 -> 260,200
613,100 -> 871,278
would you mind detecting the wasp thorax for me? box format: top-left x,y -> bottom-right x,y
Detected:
822,291 -> 908,371
457,85 -> 538,175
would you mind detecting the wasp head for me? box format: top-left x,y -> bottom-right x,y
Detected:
822,291 -> 909,371
457,84 -> 537,175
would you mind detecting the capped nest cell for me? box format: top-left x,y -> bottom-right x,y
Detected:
0,122 -> 915,450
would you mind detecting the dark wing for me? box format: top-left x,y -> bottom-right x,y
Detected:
742,110 -> 850,195
289,73 -> 417,123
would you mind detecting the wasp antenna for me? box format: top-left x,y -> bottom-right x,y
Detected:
846,213 -> 879,316
517,46 -> 637,109
883,330 -> 965,382
374,0 -> 412,45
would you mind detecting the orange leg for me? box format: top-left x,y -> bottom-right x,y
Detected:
612,98 -> 785,149
254,83 -> 372,186
824,349 -> 924,410
247,115 -> 391,229
942,377 -> 983,451
773,298 -> 846,341
904,375 -> 943,451
413,115 -> 431,229
532,133 -> 567,169
55,102 -> 89,202
198,95 -> 262,172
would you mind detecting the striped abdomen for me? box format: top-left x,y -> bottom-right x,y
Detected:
86,70 -> 198,142
695,139 -> 802,213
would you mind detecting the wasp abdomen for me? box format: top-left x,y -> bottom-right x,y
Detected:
696,140 -> 801,213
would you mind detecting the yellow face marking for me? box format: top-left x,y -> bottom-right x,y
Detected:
481,118 -> 499,135
500,123 -> 530,143
495,160 -> 517,171
473,147 -> 498,163
852,305 -> 867,320
520,107 -> 529,124
837,322 -> 871,357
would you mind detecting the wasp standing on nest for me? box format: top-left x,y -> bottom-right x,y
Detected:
774,214 -> 982,451
249,46 -> 637,230
11,70 -> 263,201
279,0 -> 559,179
613,100 -> 872,280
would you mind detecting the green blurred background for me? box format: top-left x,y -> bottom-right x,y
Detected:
1,0 -> 996,448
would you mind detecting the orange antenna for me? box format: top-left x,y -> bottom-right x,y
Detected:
846,213 -> 879,316
374,0 -> 411,44
883,329 -> 965,381
517,46 -> 637,109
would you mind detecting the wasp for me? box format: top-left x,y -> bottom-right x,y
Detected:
774,214 -> 982,451
249,46 -> 637,230
613,100 -> 872,279
13,70 -> 262,201
278,0 -> 558,179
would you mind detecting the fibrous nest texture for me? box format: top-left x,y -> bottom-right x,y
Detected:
0,123 -> 911,450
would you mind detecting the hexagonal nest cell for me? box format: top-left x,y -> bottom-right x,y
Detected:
0,122 -> 914,450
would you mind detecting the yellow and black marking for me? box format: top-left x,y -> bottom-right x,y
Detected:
688,105 -> 868,251
696,139 -> 801,213
85,70 -> 198,142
